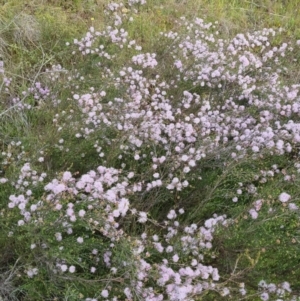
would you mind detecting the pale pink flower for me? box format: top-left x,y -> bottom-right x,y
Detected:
154,242 -> 164,253
166,246 -> 173,253
167,209 -> 177,220
172,254 -> 179,262
69,265 -> 76,273
62,171 -> 72,182
77,237 -> 84,244
253,199 -> 263,211
260,292 -> 269,301
288,203 -> 298,210
18,220 -> 25,226
101,290 -> 109,298
55,233 -> 62,241
152,235 -> 159,241
0,178 -> 7,184
78,209 -> 86,217
249,208 -> 258,219
281,281 -> 291,292
279,192 -> 291,203
90,267 -> 96,273
138,211 -> 147,223
55,203 -> 62,210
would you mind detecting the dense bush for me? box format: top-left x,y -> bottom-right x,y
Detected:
1,1 -> 300,300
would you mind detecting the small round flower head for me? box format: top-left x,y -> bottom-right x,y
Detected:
178,208 -> 185,214
278,192 -> 291,203
78,209 -> 86,217
281,281 -> 291,292
69,265 -> 76,273
258,280 -> 267,288
92,248 -> 98,255
90,267 -> 96,273
138,211 -> 147,223
18,220 -> 25,226
260,292 -> 269,301
0,178 -> 8,184
167,209 -> 177,220
172,254 -> 179,262
249,208 -> 258,219
101,290 -> 109,298
288,203 -> 298,211
55,233 -> 62,241
77,237 -> 84,244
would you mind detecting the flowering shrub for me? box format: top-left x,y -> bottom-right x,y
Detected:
1,0 -> 300,300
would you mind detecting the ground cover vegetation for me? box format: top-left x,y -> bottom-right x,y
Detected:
1,0 -> 300,300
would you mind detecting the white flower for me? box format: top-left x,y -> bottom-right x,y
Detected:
92,248 -> 98,255
90,267 -> 96,273
221,288 -> 230,296
188,160 -> 196,167
152,235 -> 159,241
0,178 -> 8,183
118,198 -> 129,216
127,172 -> 134,179
101,290 -> 109,298
172,254 -> 179,262
212,268 -> 220,281
260,292 -> 269,301
153,242 -> 164,253
167,209 -> 177,220
258,280 -> 267,288
281,281 -> 291,292
69,265 -> 76,273
62,171 -> 72,181
138,211 -> 147,223
78,209 -> 86,217
249,208 -> 258,219
288,203 -> 298,211
205,218 -> 216,228
18,220 -> 25,226
55,233 -> 62,241
77,237 -> 84,244
181,155 -> 189,161
278,192 -> 291,203
166,246 -> 173,253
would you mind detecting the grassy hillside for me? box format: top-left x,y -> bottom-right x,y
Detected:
1,0 -> 300,300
